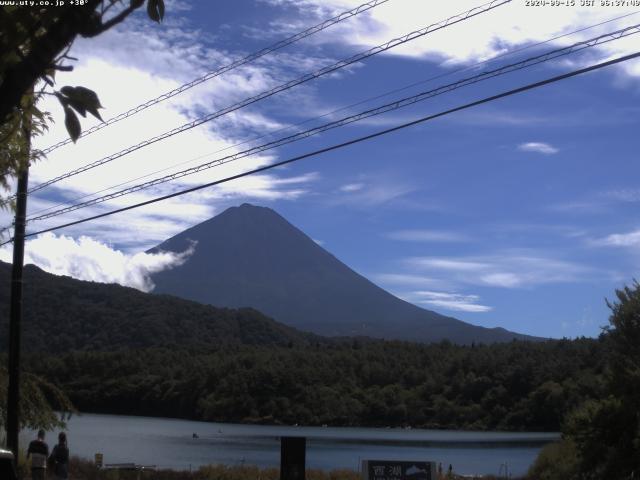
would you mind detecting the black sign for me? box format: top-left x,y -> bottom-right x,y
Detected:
365,460 -> 434,480
280,436 -> 306,480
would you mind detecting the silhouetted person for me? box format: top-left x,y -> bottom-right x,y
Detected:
49,432 -> 69,480
26,429 -> 49,480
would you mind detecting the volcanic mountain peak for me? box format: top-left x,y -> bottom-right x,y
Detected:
148,204 -> 538,344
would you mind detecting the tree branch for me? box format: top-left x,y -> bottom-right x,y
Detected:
81,3 -> 142,38
0,1 -> 102,124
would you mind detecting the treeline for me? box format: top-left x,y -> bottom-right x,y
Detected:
25,337 -> 606,431
0,263 -> 318,353
527,283 -> 640,479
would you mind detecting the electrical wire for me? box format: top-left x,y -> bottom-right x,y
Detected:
25,9 -> 640,220
24,23 -> 640,223
24,0 -> 511,197
1,50 -> 635,246
39,0 -> 392,154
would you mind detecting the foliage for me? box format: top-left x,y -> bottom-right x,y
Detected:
0,89 -> 51,212
525,439 -> 579,480
0,0 -> 165,200
0,364 -> 75,431
0,263 -> 319,353
0,261 -> 609,432
24,338 -> 606,432
563,282 -> 640,479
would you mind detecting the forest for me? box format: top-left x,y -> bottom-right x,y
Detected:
0,262 -> 320,353
23,337 -> 605,432
2,263 -> 639,477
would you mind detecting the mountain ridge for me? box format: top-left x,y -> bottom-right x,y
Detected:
0,261 -> 319,353
148,203 -> 539,344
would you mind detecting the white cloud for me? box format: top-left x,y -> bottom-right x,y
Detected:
268,0 -> 640,80
411,258 -> 490,272
408,290 -> 492,313
406,253 -> 597,288
517,142 -> 559,155
339,183 -> 364,192
23,15 -> 326,249
547,199 -> 606,214
593,229 -> 640,247
0,233 -> 195,292
601,188 -> 640,203
330,178 -> 416,207
452,109 -> 548,126
490,222 -> 586,238
548,188 -> 640,216
372,273 -> 445,288
479,272 -> 523,288
386,229 -> 467,242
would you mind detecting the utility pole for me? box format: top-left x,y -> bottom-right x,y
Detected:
5,122 -> 30,460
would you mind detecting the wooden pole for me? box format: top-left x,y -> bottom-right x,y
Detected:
5,125 -> 30,460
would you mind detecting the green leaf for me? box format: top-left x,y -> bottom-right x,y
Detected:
64,107 -> 81,143
147,0 -> 164,23
59,86 -> 75,97
60,85 -> 103,121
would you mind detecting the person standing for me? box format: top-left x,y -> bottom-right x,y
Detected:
26,429 -> 49,480
49,432 -> 69,480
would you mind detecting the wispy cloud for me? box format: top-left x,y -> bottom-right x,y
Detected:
0,233 -> 195,292
452,109 -> 548,127
372,273 -> 446,289
593,229 -> 640,248
339,183 -> 364,192
405,252 -> 598,288
24,15 -> 327,250
548,187 -> 640,216
547,199 -> 607,214
517,142 -> 559,155
273,0 -> 640,80
386,229 -> 467,243
411,258 -> 490,272
406,290 -> 492,313
330,177 -> 416,208
601,188 -> 640,203
490,222 -> 586,239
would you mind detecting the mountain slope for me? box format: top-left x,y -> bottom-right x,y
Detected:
0,261 -> 316,353
148,203 -> 536,343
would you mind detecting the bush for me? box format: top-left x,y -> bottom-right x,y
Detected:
526,439 -> 578,480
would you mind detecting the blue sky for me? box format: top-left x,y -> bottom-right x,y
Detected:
2,0 -> 639,339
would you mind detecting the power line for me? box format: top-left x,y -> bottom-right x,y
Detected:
3,50 -> 636,246
25,9 -> 639,220
25,0 -> 511,197
24,23 -> 640,223
39,0 -> 391,155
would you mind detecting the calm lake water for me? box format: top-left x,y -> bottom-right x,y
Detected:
22,413 -> 559,477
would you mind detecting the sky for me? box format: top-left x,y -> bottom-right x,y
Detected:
1,0 -> 639,339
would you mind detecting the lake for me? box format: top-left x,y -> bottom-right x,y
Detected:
22,413 -> 559,477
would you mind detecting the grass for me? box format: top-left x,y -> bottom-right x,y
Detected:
14,456 -> 519,480
29,457 -> 362,480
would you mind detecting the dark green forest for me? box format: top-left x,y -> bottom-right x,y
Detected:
0,263 -> 319,353
4,261 -> 640,477
23,338 -> 606,432
0,261 -> 609,433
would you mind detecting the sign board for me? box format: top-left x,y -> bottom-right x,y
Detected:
280,436 -> 306,480
362,460 -> 436,480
